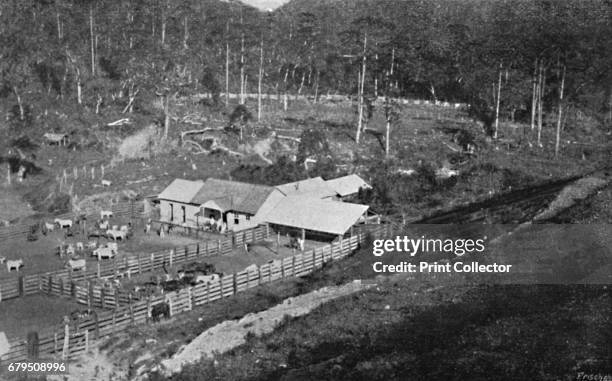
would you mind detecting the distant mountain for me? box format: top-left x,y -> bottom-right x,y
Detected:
239,0 -> 291,11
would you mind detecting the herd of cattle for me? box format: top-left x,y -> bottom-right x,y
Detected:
1,210 -> 134,273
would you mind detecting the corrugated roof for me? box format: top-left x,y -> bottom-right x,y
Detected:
261,197 -> 369,235
192,178 -> 275,215
276,177 -> 337,199
325,174 -> 371,197
158,179 -> 204,204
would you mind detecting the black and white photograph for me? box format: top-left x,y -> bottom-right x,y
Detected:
0,0 -> 610,380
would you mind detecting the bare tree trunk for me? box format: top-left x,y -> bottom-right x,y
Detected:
77,77 -> 82,105
537,63 -> 546,147
356,32 -> 367,144
240,33 -> 245,105
89,4 -> 95,76
555,64 -> 566,157
56,9 -> 62,40
161,0 -> 167,45
163,95 -> 170,139
225,39 -> 230,107
297,71 -> 305,95
494,63 -> 502,139
530,58 -> 538,131
258,38 -> 263,121
313,70 -> 319,103
13,87 -> 24,121
183,15 -> 189,50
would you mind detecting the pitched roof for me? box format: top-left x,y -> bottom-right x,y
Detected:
192,178 -> 275,215
158,179 -> 204,204
325,174 -> 371,197
261,197 -> 369,236
276,177 -> 337,199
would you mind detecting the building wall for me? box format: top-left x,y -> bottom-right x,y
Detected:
226,211 -> 259,231
159,200 -> 201,226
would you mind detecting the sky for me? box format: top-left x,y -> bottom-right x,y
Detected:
239,0 -> 291,11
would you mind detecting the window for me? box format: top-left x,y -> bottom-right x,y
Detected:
234,217 -> 239,225
181,206 -> 186,223
170,203 -> 174,221
246,215 -> 251,221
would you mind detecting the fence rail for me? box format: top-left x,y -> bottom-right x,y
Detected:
0,223 -> 389,365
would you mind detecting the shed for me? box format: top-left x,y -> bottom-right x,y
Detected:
261,196 -> 369,237
43,133 -> 69,146
325,174 -> 371,198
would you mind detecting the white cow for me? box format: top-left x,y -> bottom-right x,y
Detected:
76,242 -> 84,251
193,274 -> 220,284
6,259 -> 23,272
101,179 -> 112,187
93,244 -> 117,260
100,210 -> 113,219
54,218 -> 73,228
98,220 -> 109,230
106,229 -> 126,241
86,241 -> 98,249
244,264 -> 259,273
0,256 -> 5,264
44,222 -> 55,232
66,259 -> 86,271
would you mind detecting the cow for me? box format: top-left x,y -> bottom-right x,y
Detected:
93,244 -> 117,260
100,210 -> 113,219
192,273 -> 220,285
150,302 -> 170,322
6,259 -> 23,272
43,222 -> 55,232
106,229 -> 126,241
244,264 -> 259,273
101,179 -> 112,187
54,219 -> 73,228
65,259 -> 86,271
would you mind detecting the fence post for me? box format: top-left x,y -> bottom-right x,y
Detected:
150,253 -> 155,270
129,294 -> 134,323
167,297 -> 173,317
59,277 -> 64,296
27,331 -> 39,360
93,311 -> 100,340
169,249 -> 174,267
205,241 -> 209,256
18,275 -> 24,297
62,323 -> 69,360
91,167 -> 95,180
232,274 -> 237,296
138,253 -> 142,274
187,287 -> 192,311
84,330 -> 89,352
97,262 -> 101,279
196,243 -> 200,257
101,287 -> 106,309
218,239 -> 221,254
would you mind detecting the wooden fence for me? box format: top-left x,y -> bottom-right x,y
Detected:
0,223 -> 390,364
37,224 -> 267,308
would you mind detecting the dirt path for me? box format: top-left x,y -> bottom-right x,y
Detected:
159,280 -> 373,376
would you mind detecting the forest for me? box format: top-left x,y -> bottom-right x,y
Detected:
1,0 -> 611,141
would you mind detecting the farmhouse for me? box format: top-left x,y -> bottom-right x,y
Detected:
157,175 -> 374,236
157,178 -> 283,231
325,174 -> 371,200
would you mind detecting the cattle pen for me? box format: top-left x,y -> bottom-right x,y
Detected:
0,223 -> 387,366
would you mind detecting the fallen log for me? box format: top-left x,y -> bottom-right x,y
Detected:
180,128 -> 225,142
